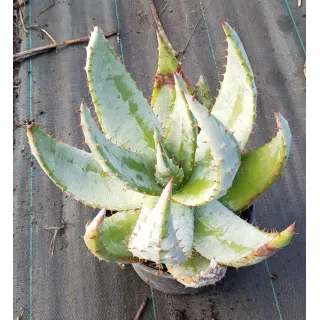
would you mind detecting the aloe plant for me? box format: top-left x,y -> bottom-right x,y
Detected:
26,22 -> 295,288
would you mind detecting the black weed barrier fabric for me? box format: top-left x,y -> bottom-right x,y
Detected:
13,0 -> 305,319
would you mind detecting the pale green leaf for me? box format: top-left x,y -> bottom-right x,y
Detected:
26,123 -> 144,210
210,21 -> 257,151
80,102 -> 162,196
182,79 -> 241,200
164,73 -> 197,180
194,201 -> 295,267
86,27 -> 162,156
128,180 -> 186,265
153,128 -> 184,190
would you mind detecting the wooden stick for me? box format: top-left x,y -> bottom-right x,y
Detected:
16,307 -> 24,320
134,298 -> 148,320
40,28 -> 57,47
28,25 -> 58,52
13,30 -> 119,62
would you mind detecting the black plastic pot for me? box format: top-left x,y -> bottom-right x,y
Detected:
132,263 -> 203,294
132,205 -> 255,294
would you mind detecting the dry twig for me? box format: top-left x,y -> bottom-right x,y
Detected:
16,307 -> 24,320
134,298 -> 148,320
23,0 -> 27,16
19,7 -> 28,34
18,0 -> 28,16
13,30 -> 119,62
179,16 -> 202,58
149,0 -> 202,60
28,25 -> 58,51
40,28 -> 57,46
149,0 -> 177,55
36,0 -> 55,18
158,3 -> 167,17
44,220 -> 67,257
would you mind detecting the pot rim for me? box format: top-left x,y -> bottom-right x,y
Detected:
133,261 -> 174,278
132,261 -> 204,294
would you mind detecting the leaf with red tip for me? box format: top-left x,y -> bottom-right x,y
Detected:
80,102 -> 163,196
26,123 -> 144,210
220,113 -> 292,212
83,208 -> 140,263
151,32 -> 179,129
164,73 -> 197,181
208,21 -> 257,151
194,200 -> 295,268
128,180 -> 187,265
172,73 -> 241,206
86,27 -> 162,156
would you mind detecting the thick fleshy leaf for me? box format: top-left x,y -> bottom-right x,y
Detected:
98,209 -> 140,258
209,21 -> 257,151
83,208 -> 139,263
172,153 -> 219,206
128,180 -> 186,265
193,75 -> 214,112
80,102 -> 162,196
153,128 -> 184,190
151,32 -> 179,129
164,74 -> 197,180
181,79 -> 241,199
170,202 -> 194,257
85,27 -> 162,156
129,196 -> 194,259
194,201 -> 295,268
167,254 -> 227,288
26,121 -> 144,210
154,31 -> 179,77
220,113 -> 292,212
